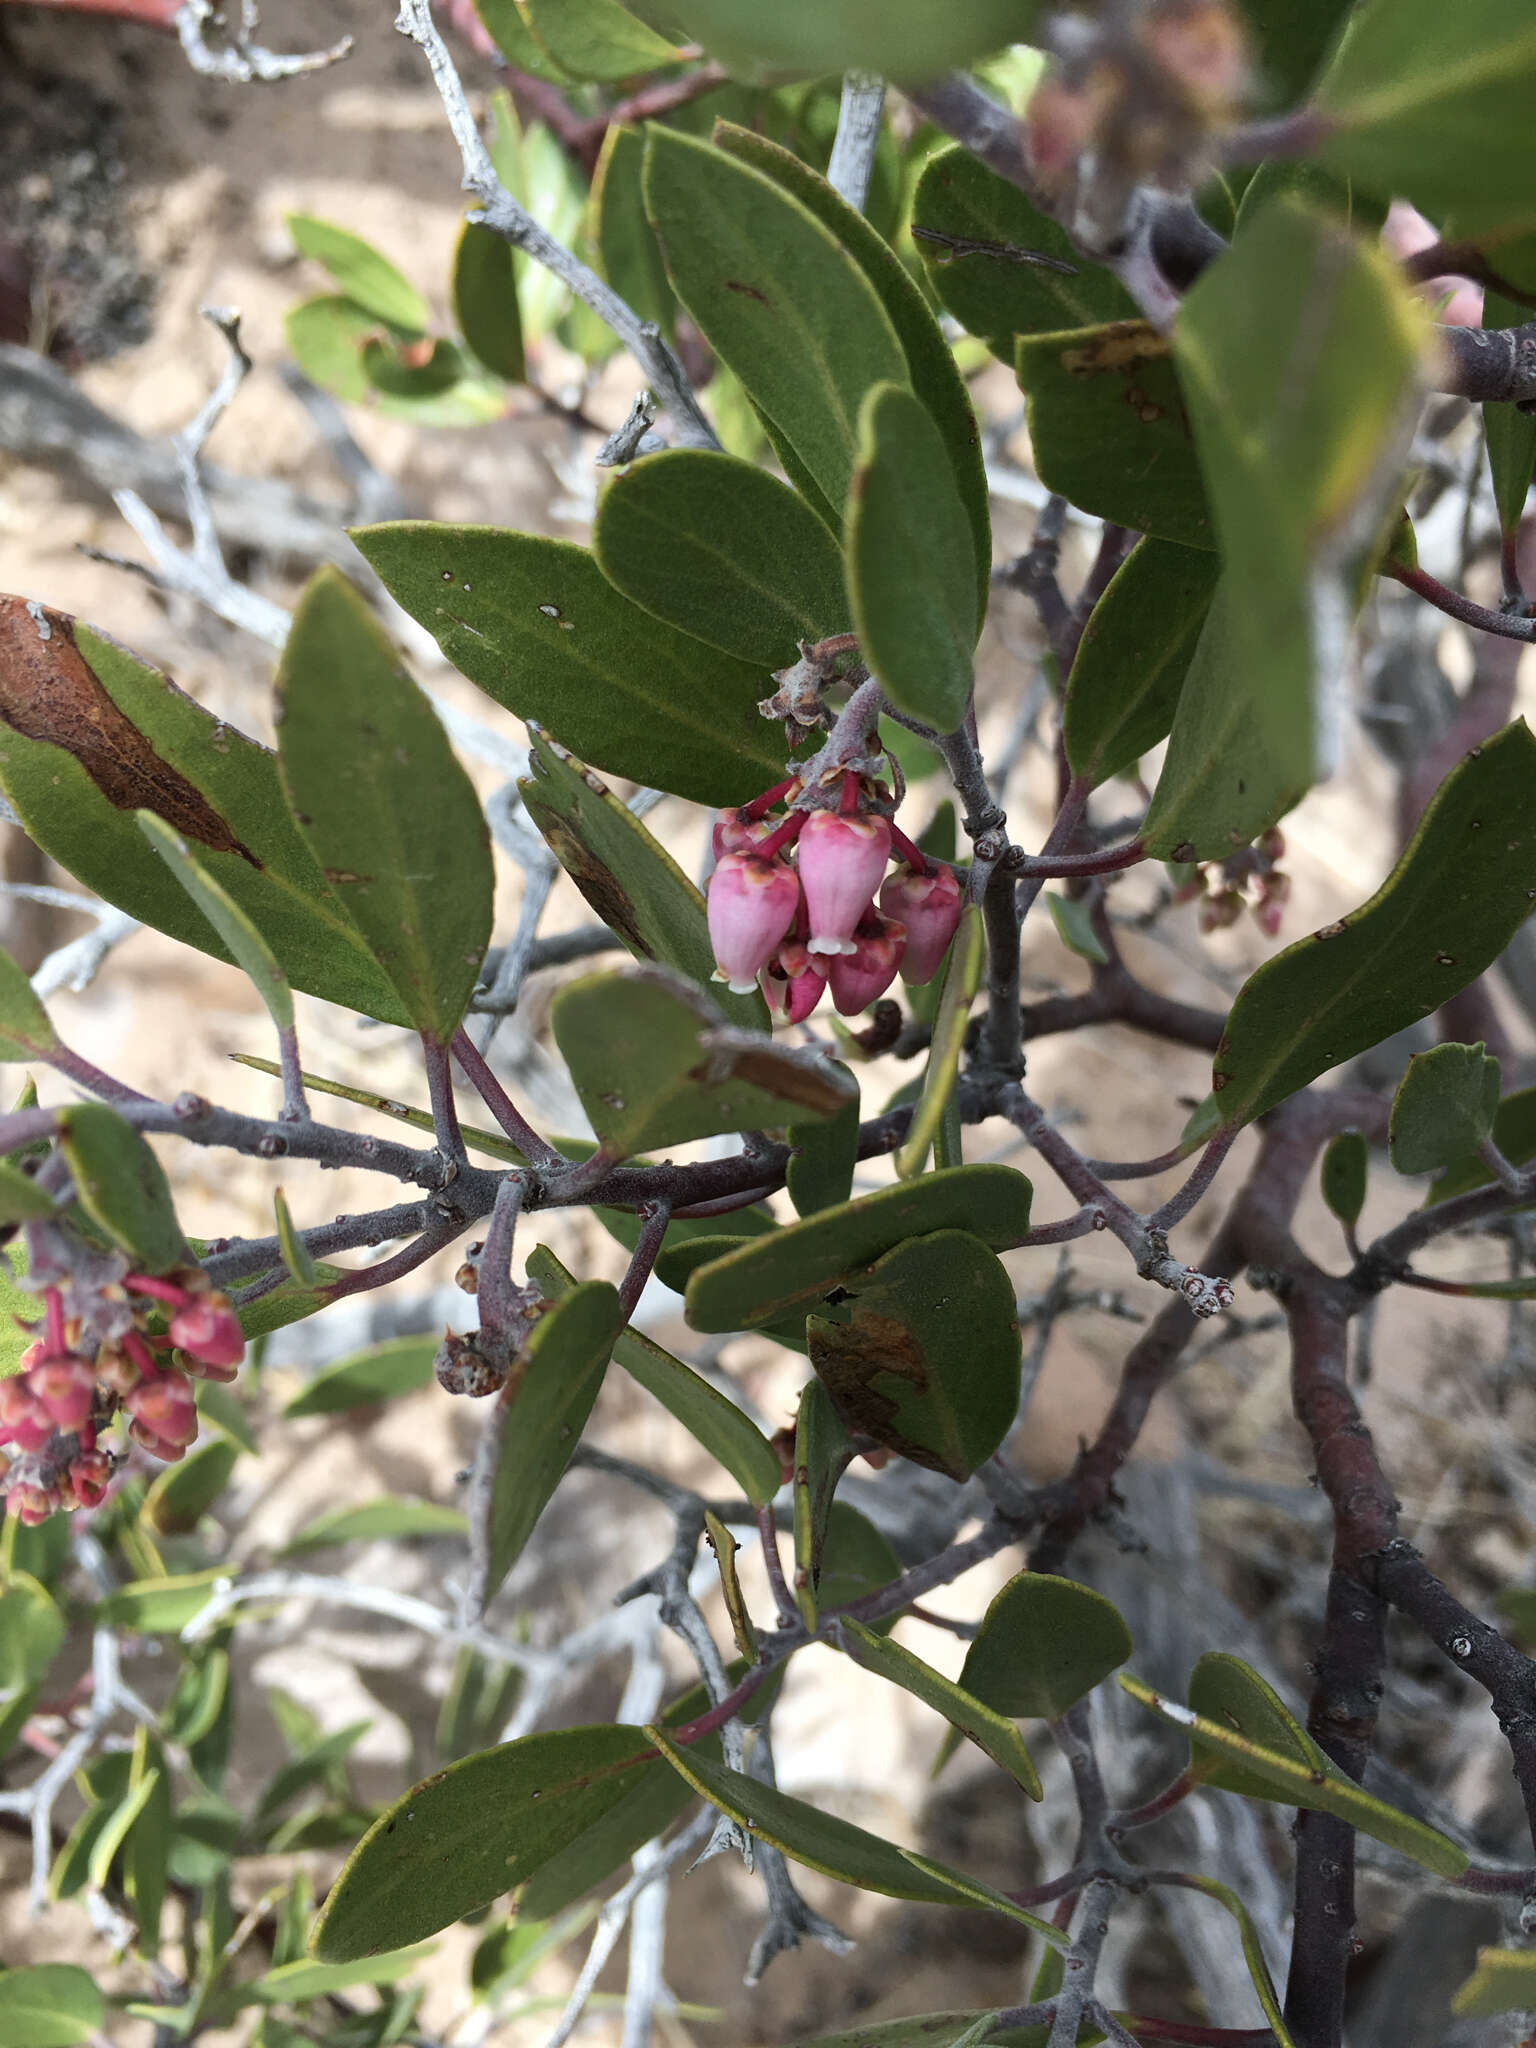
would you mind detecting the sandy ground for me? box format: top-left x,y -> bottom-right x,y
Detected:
3,5 -> 1536,2042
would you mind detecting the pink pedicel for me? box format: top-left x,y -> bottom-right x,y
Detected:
707,852 -> 802,995
797,811 -> 892,958
828,916 -> 907,1016
879,864 -> 963,986
761,940 -> 828,1024
169,1296 -> 246,1372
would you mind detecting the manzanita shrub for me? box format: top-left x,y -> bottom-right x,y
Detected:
5,0 -> 1536,2042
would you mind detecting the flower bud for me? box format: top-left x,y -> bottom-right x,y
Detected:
0,1376 -> 53,1454
5,1480 -> 59,1526
1199,888 -> 1245,934
879,864 -> 963,986
128,1421 -> 189,1464
828,915 -> 907,1016
797,812 -> 891,957
434,1330 -> 505,1398
706,853 -> 801,994
27,1354 -> 94,1433
169,1295 -> 245,1371
68,1450 -> 113,1511
761,940 -> 827,1025
711,807 -> 776,859
126,1371 -> 198,1450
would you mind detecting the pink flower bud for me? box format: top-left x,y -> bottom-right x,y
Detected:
6,1481 -> 59,1526
828,916 -> 907,1016
1199,888 -> 1244,934
68,1451 -> 113,1511
879,864 -> 963,986
706,853 -> 801,994
797,812 -> 891,957
27,1355 -> 94,1433
126,1371 -> 198,1450
0,1376 -> 53,1454
712,808 -> 776,859
169,1296 -> 245,1371
761,940 -> 827,1025
128,1421 -> 188,1464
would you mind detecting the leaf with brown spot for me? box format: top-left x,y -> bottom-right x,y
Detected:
807,1230 -> 1021,1480
519,730 -> 766,1029
0,596 -> 407,1021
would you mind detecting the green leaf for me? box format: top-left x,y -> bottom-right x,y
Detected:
256,1718 -> 369,1826
123,1726 -> 171,1956
1236,0 -> 1352,104
1185,1651 -> 1335,1800
1169,1870 -> 1296,2048
1389,1041 -> 1501,1175
1485,288 -> 1536,533
483,1279 -> 624,1600
0,941 -> 59,1061
593,125 -> 675,338
808,1231 -> 1021,1481
792,1376 -> 854,1627
643,126 -> 910,517
913,146 -> 1137,349
816,1501 -> 903,1633
592,449 -> 848,666
1428,1084 -> 1536,1204
249,1947 -> 435,2006
840,1617 -> 1041,1797
527,1244 -> 781,1506
788,1061 -> 859,1216
234,1268 -> 344,1342
0,1158 -> 59,1224
142,1439 -> 239,1536
705,1511 -> 757,1659
684,1164 -> 1034,1331
0,601 -> 407,1023
87,1762 -> 161,1893
0,1965 -> 105,2047
1206,721 -> 1536,1128
1045,893 -> 1108,966
664,0 -> 1045,84
519,0 -> 680,78
437,1647 -> 524,1764
519,729 -> 765,1029
350,523 -> 786,806
1453,1945 -> 1536,2018
957,1572 -> 1132,1722
275,568 -> 493,1041
287,216 -> 429,333
138,811 -> 294,1032
472,0 -> 577,81
1062,538 -> 1220,789
1015,322 -> 1213,549
1320,1129 -> 1368,1227
711,124 -> 991,621
1145,200 -> 1426,858
95,1569 -> 225,1634
58,1103 -> 186,1272
273,1188 -> 316,1287
552,964 -> 855,1157
452,221 -> 526,384
0,1573 -> 65,1756
1312,0 -> 1536,239
360,336 -> 466,401
646,1729 -> 1069,1942
281,1498 -> 468,1557
309,1724 -> 659,1959
283,1337 -> 439,1417
284,296 -> 390,405
847,383 -> 978,733
1121,1667 -> 1468,1875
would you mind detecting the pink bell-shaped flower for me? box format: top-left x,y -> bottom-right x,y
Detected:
761,940 -> 827,1025
28,1354 -> 94,1433
828,915 -> 907,1016
68,1450 -> 113,1511
707,853 -> 802,995
879,864 -> 963,985
125,1370 -> 199,1451
798,812 -> 891,957
170,1295 -> 246,1373
0,1375 -> 53,1454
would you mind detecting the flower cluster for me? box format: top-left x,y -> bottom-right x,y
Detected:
0,1263 -> 244,1525
706,775 -> 963,1023
1173,828 -> 1290,939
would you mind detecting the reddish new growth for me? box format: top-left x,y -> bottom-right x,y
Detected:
706,773 -> 964,1023
0,1266 -> 244,1524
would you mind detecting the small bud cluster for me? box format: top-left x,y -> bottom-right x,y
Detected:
0,1261 -> 244,1525
1173,828 -> 1290,939
707,774 -> 964,1023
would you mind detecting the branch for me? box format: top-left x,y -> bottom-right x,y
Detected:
394,0 -> 719,449
1386,561 -> 1536,644
174,0 -> 352,81
826,72 -> 886,213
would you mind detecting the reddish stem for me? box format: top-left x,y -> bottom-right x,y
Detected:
126,1274 -> 189,1308
1387,561 -> 1536,644
753,811 -> 805,862
43,1288 -> 66,1357
888,823 -> 929,874
742,776 -> 800,821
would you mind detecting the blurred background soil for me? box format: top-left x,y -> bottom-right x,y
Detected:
2,5 -> 1536,2043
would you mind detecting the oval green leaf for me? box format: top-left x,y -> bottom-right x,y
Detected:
276,568 -> 494,1042
138,811 -> 294,1031
1453,1945 -> 1536,2019
281,1497 -> 469,1556
593,125 -> 675,338
142,1438 -> 239,1536
282,1335 -> 440,1417
58,1103 -> 186,1274
792,1375 -> 854,1627
847,383 -> 978,734
957,1572 -> 1132,1722
1320,1128 -> 1368,1227
1207,721 -> 1536,1129
350,523 -> 786,806
1427,1082 -> 1536,1204
519,0 -> 681,78
287,215 -> 429,333
0,1965 -> 105,2047
684,1164 -> 1034,1332
1389,1041 -> 1501,1175
788,1060 -> 859,1216
452,220 -> 526,384
840,1617 -> 1041,1798
0,940 -> 59,1062
665,0 -> 1044,85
